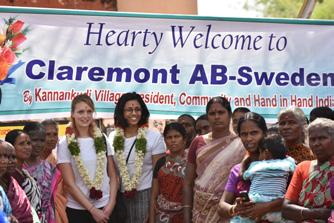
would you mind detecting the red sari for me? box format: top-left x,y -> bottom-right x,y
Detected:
155,152 -> 187,223
7,177 -> 33,223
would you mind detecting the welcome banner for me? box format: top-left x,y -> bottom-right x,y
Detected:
0,7 -> 333,121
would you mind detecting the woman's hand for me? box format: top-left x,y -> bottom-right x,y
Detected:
242,202 -> 269,220
9,215 -> 19,223
90,207 -> 109,223
103,202 -> 115,218
233,197 -> 255,217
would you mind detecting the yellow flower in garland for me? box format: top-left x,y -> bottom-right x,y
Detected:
113,127 -> 147,197
65,125 -> 106,200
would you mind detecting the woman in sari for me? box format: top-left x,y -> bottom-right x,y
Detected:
5,129 -> 43,220
184,96 -> 245,223
0,140 -> 17,223
219,113 -> 291,222
149,122 -> 187,223
278,107 -> 314,164
0,141 -> 38,223
41,119 -> 68,223
23,122 -> 56,223
282,118 -> 334,222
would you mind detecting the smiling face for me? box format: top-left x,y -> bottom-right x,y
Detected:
239,120 -> 265,154
309,128 -> 334,164
123,100 -> 142,128
207,102 -> 231,133
164,129 -> 186,155
14,132 -> 32,162
278,112 -> 303,145
72,101 -> 94,130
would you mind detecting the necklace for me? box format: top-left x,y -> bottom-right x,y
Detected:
65,125 -> 106,200
113,127 -> 147,198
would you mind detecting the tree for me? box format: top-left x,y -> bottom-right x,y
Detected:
245,0 -> 334,19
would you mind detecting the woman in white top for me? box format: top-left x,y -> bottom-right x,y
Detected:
109,92 -> 165,223
58,94 -> 118,223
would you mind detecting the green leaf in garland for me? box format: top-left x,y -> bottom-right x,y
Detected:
136,137 -> 147,154
94,137 -> 106,153
113,135 -> 124,152
68,141 -> 80,156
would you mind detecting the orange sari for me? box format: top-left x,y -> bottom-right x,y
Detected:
192,133 -> 245,223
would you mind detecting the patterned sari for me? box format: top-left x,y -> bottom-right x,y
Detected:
193,133 -> 245,223
155,153 -> 187,223
11,168 -> 42,220
24,160 -> 56,223
7,177 -> 34,223
298,159 -> 334,223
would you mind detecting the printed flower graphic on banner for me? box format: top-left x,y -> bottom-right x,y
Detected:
0,17 -> 29,103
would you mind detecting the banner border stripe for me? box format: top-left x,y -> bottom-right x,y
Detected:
1,6 -> 334,26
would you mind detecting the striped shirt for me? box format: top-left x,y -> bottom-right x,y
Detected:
243,157 -> 296,201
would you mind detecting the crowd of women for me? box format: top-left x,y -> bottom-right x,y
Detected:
0,92 -> 333,223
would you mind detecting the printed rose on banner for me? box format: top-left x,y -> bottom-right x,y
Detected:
0,17 -> 30,104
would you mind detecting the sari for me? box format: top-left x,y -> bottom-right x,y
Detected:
155,152 -> 187,223
287,144 -> 314,164
6,177 -> 34,223
24,160 -> 56,223
298,159 -> 334,223
193,133 -> 245,223
52,169 -> 68,223
0,186 -> 11,217
11,168 -> 42,219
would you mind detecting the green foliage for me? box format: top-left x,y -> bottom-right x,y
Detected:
94,137 -> 106,153
113,134 -> 125,152
136,137 -> 147,154
246,0 -> 333,19
311,0 -> 334,19
68,141 -> 80,156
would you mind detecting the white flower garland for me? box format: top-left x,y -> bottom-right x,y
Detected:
114,127 -> 147,192
66,126 -> 105,191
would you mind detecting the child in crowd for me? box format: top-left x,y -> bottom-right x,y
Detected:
232,107 -> 250,134
232,134 -> 295,223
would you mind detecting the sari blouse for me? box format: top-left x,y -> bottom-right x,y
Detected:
287,144 -> 314,164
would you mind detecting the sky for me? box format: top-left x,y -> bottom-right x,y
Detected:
197,0 -> 261,18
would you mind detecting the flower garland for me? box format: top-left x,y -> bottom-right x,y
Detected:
113,127 -> 147,198
65,125 -> 106,200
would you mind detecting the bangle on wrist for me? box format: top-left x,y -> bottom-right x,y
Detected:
228,205 -> 236,217
300,208 -> 304,220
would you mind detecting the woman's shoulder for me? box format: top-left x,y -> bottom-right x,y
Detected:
146,128 -> 162,138
58,136 -> 67,145
191,135 -> 206,146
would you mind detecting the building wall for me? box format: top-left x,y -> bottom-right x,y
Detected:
0,0 -> 197,14
0,0 -> 116,11
117,0 -> 197,14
